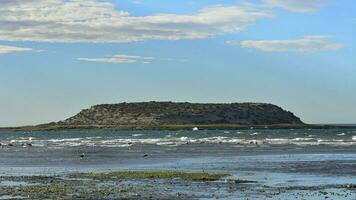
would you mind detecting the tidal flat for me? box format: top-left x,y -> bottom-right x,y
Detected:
0,171 -> 231,199
0,171 -> 355,199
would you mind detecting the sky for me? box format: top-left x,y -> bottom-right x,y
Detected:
0,0 -> 355,126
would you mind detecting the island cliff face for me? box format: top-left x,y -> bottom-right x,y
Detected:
58,102 -> 302,127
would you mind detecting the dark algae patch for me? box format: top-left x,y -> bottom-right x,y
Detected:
0,171 -> 230,199
69,171 -> 229,181
0,184 -> 122,200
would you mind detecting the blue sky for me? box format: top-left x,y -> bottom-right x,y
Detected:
0,0 -> 355,126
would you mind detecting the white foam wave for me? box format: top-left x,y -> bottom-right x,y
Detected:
292,138 -> 314,141
47,138 -> 83,142
265,138 -> 289,142
132,134 -> 144,137
156,142 -> 178,146
2,135 -> 356,148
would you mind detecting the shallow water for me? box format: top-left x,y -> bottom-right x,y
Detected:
0,129 -> 356,199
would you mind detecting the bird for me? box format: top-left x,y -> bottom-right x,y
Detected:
80,153 -> 85,158
22,137 -> 33,148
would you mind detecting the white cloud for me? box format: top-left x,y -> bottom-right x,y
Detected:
0,45 -> 33,54
264,0 -> 328,13
78,54 -> 188,64
78,54 -> 154,64
0,0 -> 272,43
234,35 -> 343,53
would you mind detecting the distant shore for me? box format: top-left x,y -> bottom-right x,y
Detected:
1,123 -> 356,132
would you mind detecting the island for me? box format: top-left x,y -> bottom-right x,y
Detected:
1,101 -> 354,131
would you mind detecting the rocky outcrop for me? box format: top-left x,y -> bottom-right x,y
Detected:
58,102 -> 303,126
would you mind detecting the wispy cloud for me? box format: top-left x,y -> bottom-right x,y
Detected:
0,0 -> 272,43
78,54 -> 154,64
131,0 -> 143,5
0,45 -> 33,54
230,35 -> 343,53
162,58 -> 188,63
263,0 -> 329,13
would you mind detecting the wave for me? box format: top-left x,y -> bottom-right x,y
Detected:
2,136 -> 356,148
132,134 -> 144,137
47,138 -> 83,142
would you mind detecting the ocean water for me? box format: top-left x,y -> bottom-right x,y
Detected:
1,128 -> 356,169
1,128 -> 356,199
1,128 -> 356,148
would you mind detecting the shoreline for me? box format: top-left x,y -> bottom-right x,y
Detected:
1,123 -> 356,132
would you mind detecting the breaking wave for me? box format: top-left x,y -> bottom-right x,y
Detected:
1,129 -> 356,148
2,136 -> 356,148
